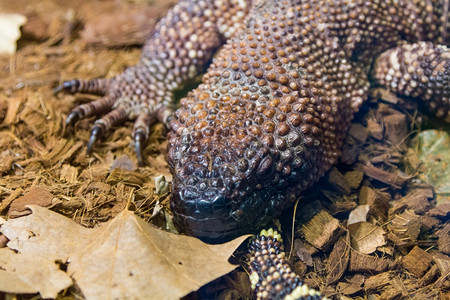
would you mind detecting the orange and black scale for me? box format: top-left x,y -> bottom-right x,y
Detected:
248,229 -> 327,300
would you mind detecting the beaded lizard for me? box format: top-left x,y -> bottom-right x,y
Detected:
57,0 -> 449,243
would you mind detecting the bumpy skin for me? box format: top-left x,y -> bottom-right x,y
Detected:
59,0 -> 450,241
248,229 -> 325,300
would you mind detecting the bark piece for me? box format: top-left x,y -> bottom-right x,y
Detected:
359,186 -> 390,221
349,250 -> 390,273
364,272 -> 394,291
367,117 -> 383,140
428,203 -> 450,220
348,123 -> 369,144
389,209 -> 422,243
383,113 -> 409,149
437,223 -> 450,255
402,246 -> 433,277
326,168 -> 351,195
106,168 -> 148,187
390,188 -> 433,215
418,264 -> 440,286
337,274 -> 364,295
301,210 -> 344,251
344,170 -> 364,189
356,163 -> 409,189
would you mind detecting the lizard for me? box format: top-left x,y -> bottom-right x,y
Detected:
55,0 -> 449,298
56,0 -> 449,243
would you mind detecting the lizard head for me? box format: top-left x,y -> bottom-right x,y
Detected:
167,137 -> 286,242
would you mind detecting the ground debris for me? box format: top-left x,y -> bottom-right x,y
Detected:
300,210 -> 345,251
402,246 -> 434,277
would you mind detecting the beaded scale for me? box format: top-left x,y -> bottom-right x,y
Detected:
59,0 -> 449,241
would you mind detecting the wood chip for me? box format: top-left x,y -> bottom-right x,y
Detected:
418,264 -> 441,286
358,186 -> 390,221
383,112 -> 409,149
337,274 -> 364,295
437,223 -> 450,255
105,168 -> 147,187
356,163 -> 410,189
349,250 -> 390,273
428,203 -> 450,220
364,272 -> 394,291
390,188 -> 433,216
367,117 -> 383,140
402,246 -> 433,277
389,210 -> 421,243
344,171 -> 364,189
301,210 -> 344,251
348,123 -> 369,144
326,168 -> 351,195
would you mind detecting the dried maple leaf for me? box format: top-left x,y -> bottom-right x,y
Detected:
0,248 -> 72,298
1,206 -> 249,299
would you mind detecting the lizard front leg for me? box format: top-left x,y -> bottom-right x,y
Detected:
56,0 -> 252,164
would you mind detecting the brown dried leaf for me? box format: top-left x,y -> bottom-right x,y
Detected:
1,206 -> 248,299
8,187 -> 61,218
326,233 -> 350,284
348,222 -> 386,254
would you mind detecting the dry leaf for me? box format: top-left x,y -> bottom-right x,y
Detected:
0,248 -> 72,298
0,13 -> 26,54
294,239 -> 313,266
326,233 -> 350,284
8,187 -> 60,218
348,205 -> 370,225
348,222 -> 386,254
413,130 -> 450,204
1,206 -> 248,299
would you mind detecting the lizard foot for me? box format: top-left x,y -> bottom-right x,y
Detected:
55,66 -> 174,165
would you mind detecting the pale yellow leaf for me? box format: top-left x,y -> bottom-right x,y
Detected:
1,205 -> 248,300
0,248 -> 72,298
0,13 -> 26,54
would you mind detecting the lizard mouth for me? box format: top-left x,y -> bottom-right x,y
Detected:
168,140 -> 279,243
170,181 -> 274,243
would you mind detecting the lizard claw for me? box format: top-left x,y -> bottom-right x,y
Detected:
53,79 -> 81,94
87,126 -> 103,154
134,130 -> 147,166
66,111 -> 80,127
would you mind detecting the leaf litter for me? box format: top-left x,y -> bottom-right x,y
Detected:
1,205 -> 248,299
